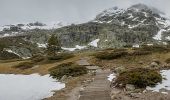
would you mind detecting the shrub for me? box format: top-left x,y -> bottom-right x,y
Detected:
31,55 -> 45,63
115,68 -> 162,88
49,62 -> 87,79
129,50 -> 151,56
47,53 -> 74,61
165,58 -> 170,64
140,45 -> 170,53
94,51 -> 128,60
13,62 -> 34,70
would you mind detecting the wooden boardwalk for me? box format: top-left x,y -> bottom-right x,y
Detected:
79,70 -> 111,100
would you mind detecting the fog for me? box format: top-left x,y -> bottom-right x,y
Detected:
0,0 -> 170,25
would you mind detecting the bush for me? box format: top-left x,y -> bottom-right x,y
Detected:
13,62 -> 34,70
140,45 -> 170,53
115,68 -> 162,88
47,53 -> 74,61
165,58 -> 170,64
31,55 -> 45,63
94,51 -> 128,60
49,62 -> 87,79
129,50 -> 151,56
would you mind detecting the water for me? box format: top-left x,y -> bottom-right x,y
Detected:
0,74 -> 65,100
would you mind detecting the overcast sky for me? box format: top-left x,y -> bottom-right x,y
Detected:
0,0 -> 170,25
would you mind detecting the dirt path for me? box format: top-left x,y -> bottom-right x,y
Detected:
78,69 -> 111,100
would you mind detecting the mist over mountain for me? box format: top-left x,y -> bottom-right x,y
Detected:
0,0 -> 170,26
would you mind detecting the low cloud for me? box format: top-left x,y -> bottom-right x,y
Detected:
0,0 -> 169,25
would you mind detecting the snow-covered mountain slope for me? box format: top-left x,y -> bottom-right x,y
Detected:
1,4 -> 170,59
0,22 -> 68,37
94,4 -> 170,43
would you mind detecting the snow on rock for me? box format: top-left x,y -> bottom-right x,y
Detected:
147,43 -> 153,46
107,73 -> 116,82
166,36 -> 170,40
133,44 -> 140,48
61,47 -> 76,52
37,43 -> 47,48
88,39 -> 100,47
98,7 -> 125,17
146,70 -> 170,93
75,45 -> 87,49
5,49 -> 20,57
61,45 -> 87,51
0,74 -> 65,100
153,29 -> 166,40
5,49 -> 30,59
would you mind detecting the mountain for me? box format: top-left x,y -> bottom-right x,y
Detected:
0,4 -> 170,59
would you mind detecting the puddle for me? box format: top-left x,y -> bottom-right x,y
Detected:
147,70 -> 170,93
0,74 -> 65,100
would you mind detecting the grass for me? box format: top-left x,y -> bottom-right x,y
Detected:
13,61 -> 34,70
49,62 -> 87,79
165,58 -> 170,64
115,68 -> 162,88
31,55 -> 45,63
139,45 -> 170,53
47,53 -> 74,61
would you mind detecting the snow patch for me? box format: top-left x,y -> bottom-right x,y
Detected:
61,45 -> 87,51
37,43 -> 47,48
166,36 -> 170,40
146,70 -> 170,93
133,44 -> 140,48
153,29 -> 166,40
88,39 -> 100,47
5,49 -> 20,57
107,73 -> 116,82
0,74 -> 65,100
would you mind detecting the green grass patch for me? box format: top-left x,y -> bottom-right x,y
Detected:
49,62 -> 87,79
115,68 -> 162,88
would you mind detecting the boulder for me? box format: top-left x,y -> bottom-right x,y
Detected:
111,88 -> 121,100
126,84 -> 135,91
60,75 -> 67,82
115,66 -> 126,74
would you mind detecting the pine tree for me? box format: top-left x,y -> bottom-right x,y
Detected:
47,34 -> 61,55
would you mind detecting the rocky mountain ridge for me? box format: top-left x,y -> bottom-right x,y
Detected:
0,4 -> 170,59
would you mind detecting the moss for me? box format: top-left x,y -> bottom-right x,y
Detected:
13,62 -> 34,70
115,68 -> 162,88
49,62 -> 87,79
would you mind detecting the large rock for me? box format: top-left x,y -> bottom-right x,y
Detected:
115,66 -> 126,74
126,84 -> 135,91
